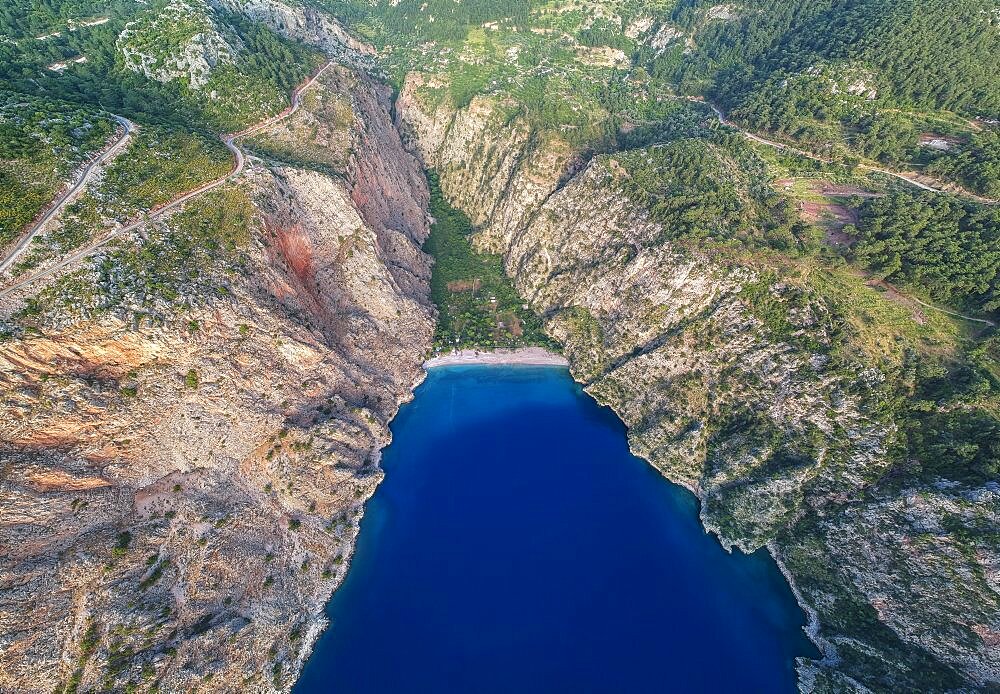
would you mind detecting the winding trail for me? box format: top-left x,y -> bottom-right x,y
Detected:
873,280 -> 997,328
0,115 -> 135,274
676,97 -> 997,327
901,290 -> 996,327
4,67 -> 994,332
0,61 -> 334,300
691,97 -> 998,205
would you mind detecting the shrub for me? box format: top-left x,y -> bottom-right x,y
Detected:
111,531 -> 132,558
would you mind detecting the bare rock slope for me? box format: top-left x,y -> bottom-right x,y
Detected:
396,74 -> 1000,692
0,67 -> 433,692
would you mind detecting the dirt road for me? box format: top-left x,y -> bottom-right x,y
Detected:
0,62 -> 333,299
0,115 -> 135,274
691,97 -> 997,204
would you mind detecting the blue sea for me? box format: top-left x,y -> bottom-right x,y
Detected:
295,365 -> 817,693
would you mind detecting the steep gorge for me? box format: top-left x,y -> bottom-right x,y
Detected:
395,73 -> 1000,692
2,4 -> 998,688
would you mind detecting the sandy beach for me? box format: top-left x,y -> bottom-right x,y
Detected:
424,347 -> 569,369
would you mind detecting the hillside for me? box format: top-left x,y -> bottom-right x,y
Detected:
658,0 -> 1000,197
324,0 -> 1000,198
0,3 -> 436,691
394,59 -> 1000,689
0,0 -> 324,131
1,59 -> 436,691
0,94 -> 116,247
352,0 -> 1000,688
1,0 -> 999,691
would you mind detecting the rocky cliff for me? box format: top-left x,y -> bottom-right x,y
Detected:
0,66 -> 434,692
396,72 -> 1000,691
215,0 -> 374,61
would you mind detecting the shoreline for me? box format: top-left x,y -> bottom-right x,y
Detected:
424,346 -> 569,369
299,344 -> 826,689
581,370 -> 827,664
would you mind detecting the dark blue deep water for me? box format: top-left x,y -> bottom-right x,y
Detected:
296,365 -> 817,693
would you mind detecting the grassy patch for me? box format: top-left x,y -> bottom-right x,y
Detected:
807,264 -> 968,368
12,126 -> 233,273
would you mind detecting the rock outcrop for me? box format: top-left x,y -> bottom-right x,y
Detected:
118,0 -> 238,89
395,74 -> 576,255
0,67 -> 434,692
395,73 -> 1000,691
214,0 -> 373,58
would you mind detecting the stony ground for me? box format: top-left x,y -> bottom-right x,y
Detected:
395,78 -> 1000,692
0,65 -> 434,693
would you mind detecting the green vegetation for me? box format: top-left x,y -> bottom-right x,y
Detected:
871,333 -> 1000,486
100,127 -> 231,210
14,124 -> 231,269
0,93 -> 114,245
58,618 -> 102,694
0,0 -> 320,235
316,0 -> 535,63
669,0 -> 1000,115
806,264 -> 966,368
0,0 -> 321,131
423,173 -> 555,351
111,531 -> 132,558
14,186 -> 252,328
652,0 -> 1000,193
110,1 -> 321,130
926,131 -> 1000,199
323,0 -> 998,195
3,3 -> 997,690
612,132 -> 814,252
847,192 -> 1000,313
618,137 -> 755,238
245,79 -> 355,173
809,257 -> 1000,499
326,0 -> 703,149
139,559 -> 169,590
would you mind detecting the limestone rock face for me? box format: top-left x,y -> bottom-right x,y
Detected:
814,485 -> 1000,683
395,72 -> 575,254
0,69 -> 433,693
395,74 -> 1000,690
213,0 -> 374,58
118,0 -> 237,89
501,157 -> 887,551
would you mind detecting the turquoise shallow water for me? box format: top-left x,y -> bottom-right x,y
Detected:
296,365 -> 818,693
